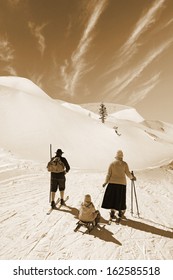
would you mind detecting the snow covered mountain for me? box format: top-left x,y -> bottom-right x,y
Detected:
0,76 -> 173,170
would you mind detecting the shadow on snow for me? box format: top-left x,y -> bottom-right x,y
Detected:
53,204 -> 173,244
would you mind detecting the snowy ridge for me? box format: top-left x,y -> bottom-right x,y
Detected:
109,108 -> 144,122
0,76 -> 49,99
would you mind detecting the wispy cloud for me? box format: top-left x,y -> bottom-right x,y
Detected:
121,0 -> 165,54
0,36 -> 17,75
0,37 -> 14,62
105,38 -> 173,99
65,17 -> 73,38
102,0 -> 172,102
28,21 -> 47,56
162,18 -> 173,29
107,0 -> 166,74
4,65 -> 17,76
128,73 -> 161,105
61,0 -> 108,96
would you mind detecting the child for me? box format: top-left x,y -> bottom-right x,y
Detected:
78,194 -> 100,225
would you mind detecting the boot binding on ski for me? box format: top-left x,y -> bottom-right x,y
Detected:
110,210 -> 115,219
60,199 -> 65,205
51,201 -> 56,209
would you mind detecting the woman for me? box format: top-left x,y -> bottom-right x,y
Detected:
101,150 -> 136,219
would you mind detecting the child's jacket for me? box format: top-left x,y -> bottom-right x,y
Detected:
78,202 -> 97,222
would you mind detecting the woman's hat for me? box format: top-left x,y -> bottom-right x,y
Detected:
116,150 -> 123,159
84,194 -> 91,203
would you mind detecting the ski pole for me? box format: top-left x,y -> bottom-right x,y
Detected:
131,180 -> 133,215
131,171 -> 140,217
131,171 -> 134,215
133,180 -> 140,217
50,143 -> 52,159
49,144 -> 52,203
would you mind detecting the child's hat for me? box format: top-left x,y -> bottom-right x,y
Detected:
84,194 -> 91,203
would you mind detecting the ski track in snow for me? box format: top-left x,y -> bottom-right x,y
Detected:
0,157 -> 173,260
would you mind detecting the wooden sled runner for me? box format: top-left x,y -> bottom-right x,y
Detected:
74,220 -> 96,234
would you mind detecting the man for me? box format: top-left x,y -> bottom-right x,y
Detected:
49,149 -> 70,208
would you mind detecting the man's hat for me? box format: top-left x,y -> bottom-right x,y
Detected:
55,149 -> 64,155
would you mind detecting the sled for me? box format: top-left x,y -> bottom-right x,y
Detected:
74,220 -> 96,234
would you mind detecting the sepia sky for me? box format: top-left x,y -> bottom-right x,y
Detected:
0,0 -> 173,122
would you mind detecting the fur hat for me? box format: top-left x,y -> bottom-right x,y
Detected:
116,150 -> 123,159
84,194 -> 91,203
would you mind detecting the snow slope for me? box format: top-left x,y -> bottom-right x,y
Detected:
0,76 -> 173,261
0,149 -> 173,260
0,76 -> 173,170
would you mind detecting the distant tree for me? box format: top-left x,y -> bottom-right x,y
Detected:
99,103 -> 108,123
